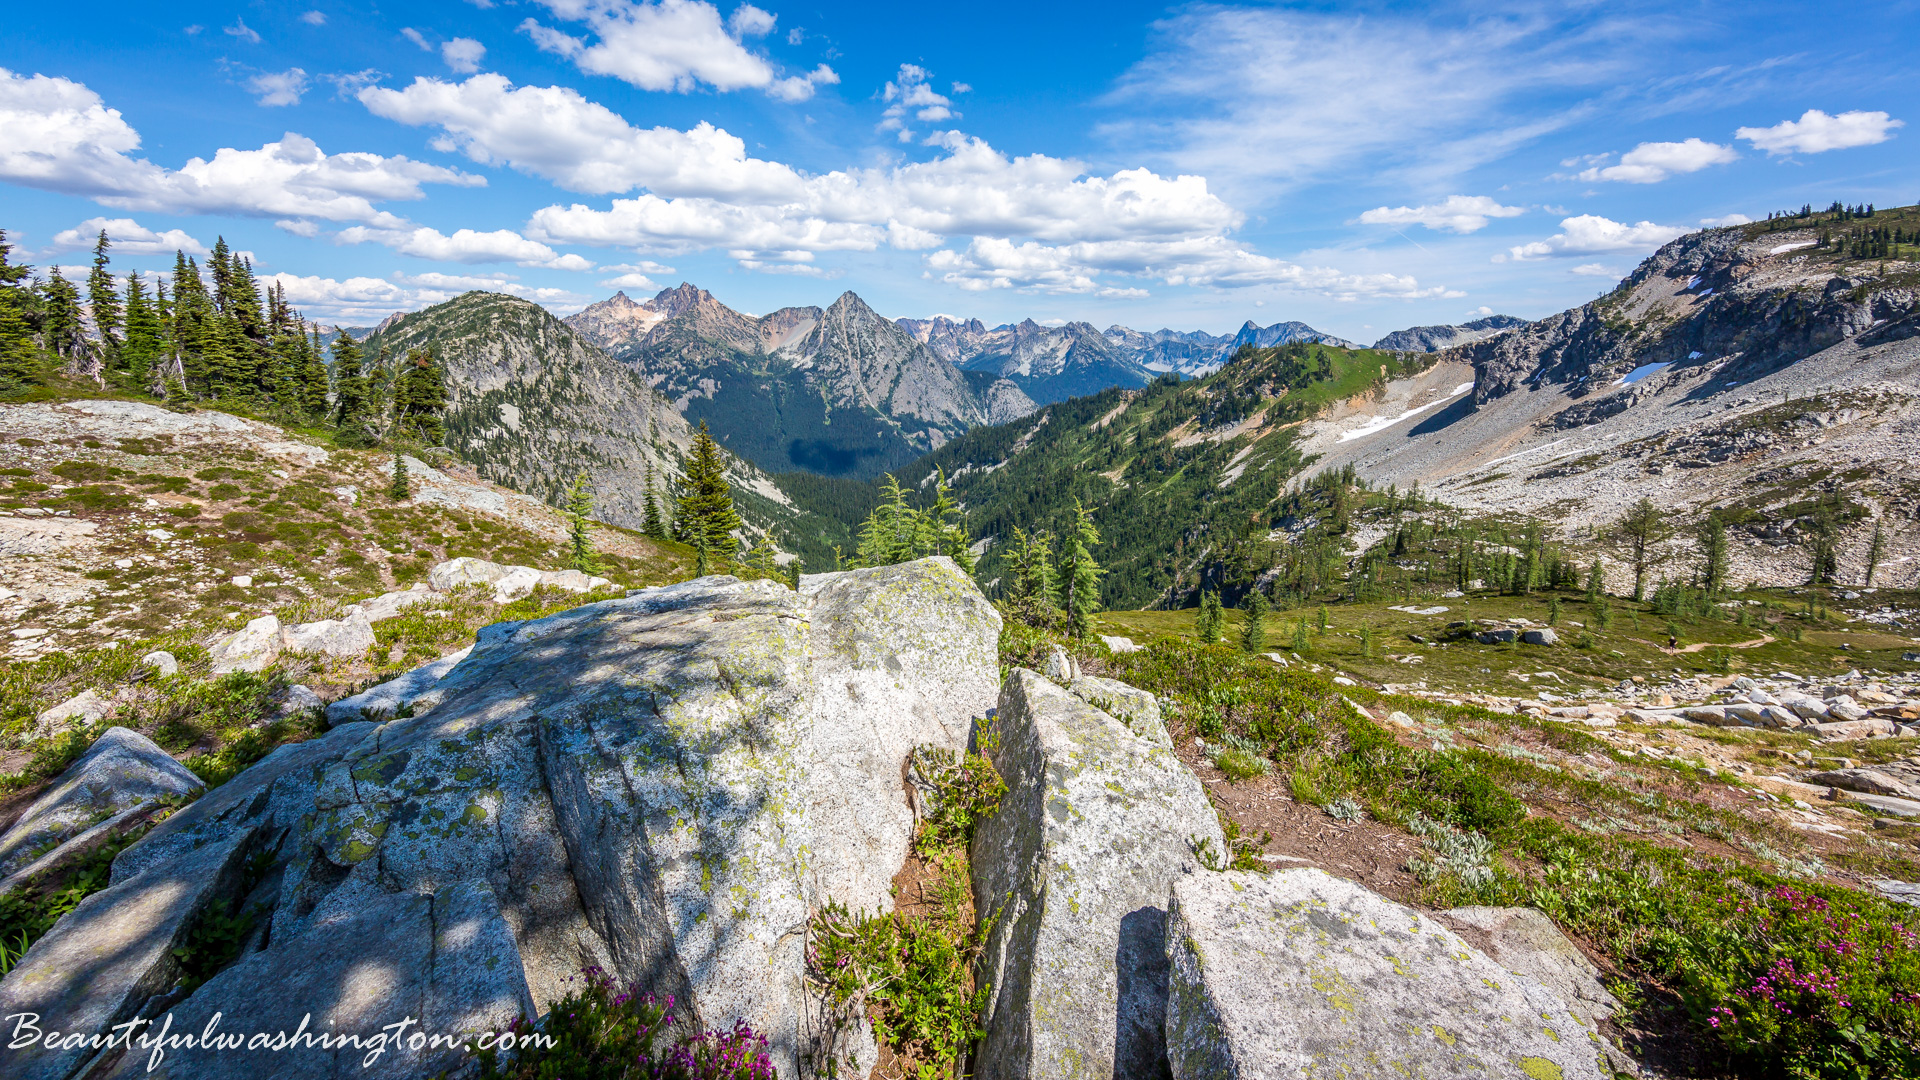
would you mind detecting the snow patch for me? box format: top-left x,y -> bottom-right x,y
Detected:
1336,382 -> 1474,443
1770,241 -> 1816,255
1619,361 -> 1673,385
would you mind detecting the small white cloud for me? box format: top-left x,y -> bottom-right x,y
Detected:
600,271 -> 659,289
1737,109 -> 1903,155
1700,213 -> 1752,228
1356,195 -> 1523,234
276,219 -> 321,237
1570,263 -> 1615,276
50,217 -> 210,255
604,260 -> 676,275
441,38 -> 486,74
184,24 -> 203,35
326,69 -> 384,97
728,5 -> 776,37
1576,138 -> 1737,184
786,27 -> 804,45
338,223 -> 590,270
1465,305 -> 1495,316
401,27 -> 432,51
1507,215 -> 1686,260
768,63 -> 838,103
952,82 -> 972,94
300,11 -> 327,26
247,68 -> 309,107
225,18 -> 262,44
880,64 -> 957,133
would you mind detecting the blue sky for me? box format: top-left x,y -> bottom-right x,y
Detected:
2,1 -> 1913,341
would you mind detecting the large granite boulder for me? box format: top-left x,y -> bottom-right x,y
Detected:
1165,869 -> 1609,1079
208,614 -> 281,674
1439,906 -> 1620,1027
7,558 -> 998,1080
1808,759 -> 1920,801
32,688 -> 116,739
971,668 -> 1224,1080
0,728 -> 202,880
279,612 -> 375,659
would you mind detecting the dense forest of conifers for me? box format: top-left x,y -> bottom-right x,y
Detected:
0,226 -> 446,447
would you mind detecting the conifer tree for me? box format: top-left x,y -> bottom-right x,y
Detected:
120,273 -> 163,387
1585,557 -> 1605,604
1291,616 -> 1309,651
1548,595 -> 1562,625
1006,525 -> 1058,625
641,464 -> 665,539
1196,589 -> 1223,644
853,474 -> 916,568
1239,587 -> 1268,652
300,326 -> 330,419
0,231 -> 41,390
565,471 -> 600,573
1699,514 -> 1730,598
86,230 -> 121,365
330,332 -> 372,441
1059,498 -> 1104,639
41,266 -> 83,362
918,469 -> 974,571
1316,604 -> 1329,634
1615,497 -> 1669,601
676,421 -> 742,559
1865,519 -> 1887,588
394,347 -> 447,443
390,451 -> 410,501
740,532 -> 781,581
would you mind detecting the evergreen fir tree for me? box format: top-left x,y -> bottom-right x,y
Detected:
86,229 -> 121,365
565,471 -> 600,573
330,332 -> 373,442
41,266 -> 84,361
676,421 -> 742,559
1006,525 -> 1058,625
1865,520 -> 1887,588
641,464 -> 665,539
1585,557 -> 1605,604
171,255 -> 213,392
853,474 -> 916,567
1239,588 -> 1267,652
300,326 -> 330,419
121,273 -> 163,388
1316,605 -> 1329,634
0,230 -> 41,390
918,469 -> 973,572
1292,617 -> 1309,651
1547,595 -> 1561,625
394,347 -> 447,443
389,451 -> 410,501
1059,498 -> 1104,639
1699,514 -> 1729,598
1196,590 -> 1223,644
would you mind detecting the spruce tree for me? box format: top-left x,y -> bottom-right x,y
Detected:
300,327 -> 330,419
86,229 -> 121,366
1239,588 -> 1268,652
41,266 -> 83,362
1548,595 -> 1561,625
1292,616 -> 1309,651
1865,520 -> 1887,588
853,474 -> 915,567
1615,497 -> 1669,602
1699,514 -> 1729,598
564,471 -> 600,573
641,464 -> 665,539
394,347 -> 447,443
389,451 -> 410,501
676,421 -> 742,559
1585,557 -> 1605,604
1059,498 -> 1104,640
0,231 -> 41,390
918,469 -> 973,571
1006,525 -> 1058,625
121,273 -> 163,387
330,332 -> 372,441
1196,590 -> 1223,644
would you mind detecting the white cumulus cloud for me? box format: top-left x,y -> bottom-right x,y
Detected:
1505,215 -> 1685,260
247,68 -> 310,107
441,38 -> 487,75
1576,138 -> 1736,183
49,217 -> 210,256
0,68 -> 482,225
1570,263 -> 1616,276
337,224 -> 593,270
519,0 -> 814,101
266,271 -> 589,322
225,18 -> 262,44
1737,109 -> 1903,155
300,11 -> 327,26
879,64 -> 956,140
1356,195 -> 1523,234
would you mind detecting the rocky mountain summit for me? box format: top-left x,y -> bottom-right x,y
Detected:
1370,313 -> 1527,352
899,316 -> 1157,404
0,559 -> 1618,1080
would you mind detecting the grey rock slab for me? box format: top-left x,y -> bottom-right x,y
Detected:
1070,674 -> 1173,748
1439,906 -> 1620,1027
971,668 -> 1224,1080
1477,628 -> 1518,644
352,586 -> 433,624
1522,628 -> 1559,646
0,804 -> 155,903
1166,869 -> 1609,1080
491,566 -> 543,601
208,614 -> 282,674
427,556 -> 509,592
34,688 -> 116,739
278,684 -> 325,717
93,881 -> 533,1080
0,825 -> 259,1080
1814,718 -> 1901,739
800,556 -> 1000,914
324,646 -> 473,727
1101,634 -> 1142,654
1840,791 -> 1920,818
1806,762 -> 1920,801
0,728 -> 202,879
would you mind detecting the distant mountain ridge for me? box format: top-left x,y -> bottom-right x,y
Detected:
1370,315 -> 1527,353
897,316 -> 1156,403
565,285 -> 1035,477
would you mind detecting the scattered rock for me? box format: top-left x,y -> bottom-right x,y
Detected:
139,649 -> 178,678
1522,627 -> 1560,646
230,574 -> 252,588
278,612 -> 375,659
1813,718 -> 1902,740
427,555 -> 511,592
1069,674 -> 1173,748
1477,628 -> 1518,644
324,646 -> 472,726
352,585 -> 434,623
277,683 -> 325,717
971,668 -> 1222,1080
1042,644 -> 1080,682
32,687 -> 114,739
0,728 -> 204,879
492,565 -> 544,601
1101,634 -> 1142,654
1165,869 -> 1608,1080
207,613 -> 281,674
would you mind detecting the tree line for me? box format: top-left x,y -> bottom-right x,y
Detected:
0,226 -> 445,448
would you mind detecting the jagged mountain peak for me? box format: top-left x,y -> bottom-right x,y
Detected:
647,282 -> 721,318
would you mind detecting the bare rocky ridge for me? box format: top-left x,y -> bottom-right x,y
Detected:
1370,313 -> 1527,353
1293,225 -> 1920,588
361,291 -> 788,531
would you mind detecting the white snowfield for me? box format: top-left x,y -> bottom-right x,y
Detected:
1337,382 -> 1476,443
